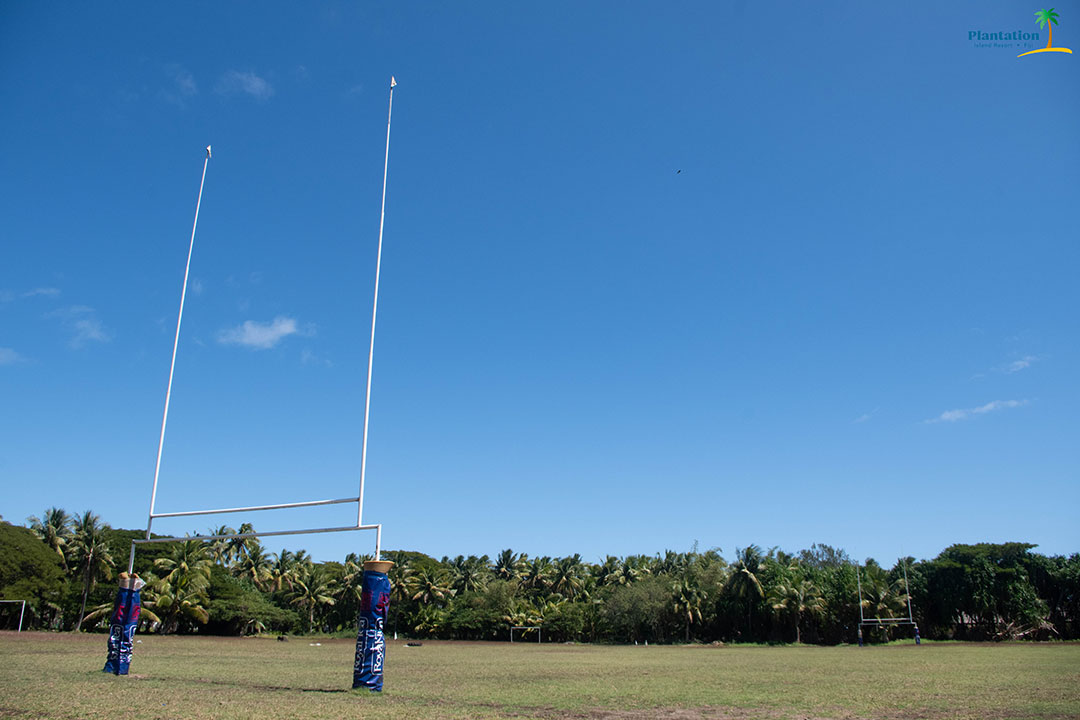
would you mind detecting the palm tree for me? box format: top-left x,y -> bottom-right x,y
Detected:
549,555 -> 585,600
208,525 -> 237,566
404,565 -> 455,605
70,511 -> 115,631
288,565 -> 337,633
236,544 -> 274,589
27,507 -> 74,569
606,555 -> 652,586
494,549 -> 524,582
672,573 -> 707,643
770,576 -> 826,644
727,545 -> 765,639
446,554 -> 491,594
267,549 -> 294,592
521,556 -> 554,594
149,539 -> 213,632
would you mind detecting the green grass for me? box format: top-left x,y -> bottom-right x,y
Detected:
1,632 -> 1078,719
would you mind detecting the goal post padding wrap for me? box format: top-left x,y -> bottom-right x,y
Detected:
103,583 -> 142,675
352,567 -> 390,691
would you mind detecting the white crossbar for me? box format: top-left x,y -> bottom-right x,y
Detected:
151,496 -> 360,519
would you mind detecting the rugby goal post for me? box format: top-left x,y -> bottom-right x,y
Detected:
128,88 -> 397,574
855,559 -> 918,642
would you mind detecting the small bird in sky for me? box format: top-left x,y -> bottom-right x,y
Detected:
676,169 -> 681,174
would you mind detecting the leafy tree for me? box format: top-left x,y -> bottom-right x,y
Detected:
602,576 -> 670,643
0,522 -> 68,629
204,565 -> 297,635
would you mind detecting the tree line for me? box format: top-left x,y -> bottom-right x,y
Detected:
1,508 -> 1077,644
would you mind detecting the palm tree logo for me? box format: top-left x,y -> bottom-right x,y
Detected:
1019,8 -> 1073,57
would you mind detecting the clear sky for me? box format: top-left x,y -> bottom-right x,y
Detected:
2,2 -> 1077,566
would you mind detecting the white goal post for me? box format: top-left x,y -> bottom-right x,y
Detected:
855,559 -> 917,638
510,626 -> 541,643
0,600 -> 27,632
129,84 -> 398,575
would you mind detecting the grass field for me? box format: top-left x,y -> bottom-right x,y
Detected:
1,632 -> 1078,719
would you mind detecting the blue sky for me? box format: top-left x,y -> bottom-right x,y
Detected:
2,2 -> 1077,566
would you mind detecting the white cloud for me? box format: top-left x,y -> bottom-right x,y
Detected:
0,348 -> 24,365
162,64 -> 198,106
216,70 -> 274,100
926,399 -> 1027,424
1006,355 -> 1037,373
218,316 -> 301,350
22,287 -> 60,298
853,407 -> 879,424
191,278 -> 204,296
47,306 -> 112,348
301,348 -> 333,367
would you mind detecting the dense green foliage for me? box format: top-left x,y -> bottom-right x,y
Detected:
6,511 -> 1079,643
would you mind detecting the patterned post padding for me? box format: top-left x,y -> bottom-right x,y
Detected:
352,560 -> 393,691
103,575 -> 144,675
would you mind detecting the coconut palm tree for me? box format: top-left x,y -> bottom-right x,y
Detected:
613,555 -> 656,586
446,554 -> 491,594
727,545 -> 766,639
769,576 -> 826,644
154,539 -> 213,587
27,507 -> 74,569
144,569 -> 211,634
207,525 -> 237,566
266,549 -> 296,592
149,540 -> 213,632
70,511 -> 115,631
521,556 -> 554,594
404,565 -> 455,605
288,565 -> 337,633
672,573 -> 708,643
493,549 -> 524,582
236,544 -> 274,589
549,555 -> 585,600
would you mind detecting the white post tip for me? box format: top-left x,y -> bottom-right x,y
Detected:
206,145 -> 212,158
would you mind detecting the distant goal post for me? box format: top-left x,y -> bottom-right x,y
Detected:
510,626 -> 541,643
0,600 -> 27,632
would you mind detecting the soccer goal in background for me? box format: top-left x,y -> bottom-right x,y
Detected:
510,626 -> 542,643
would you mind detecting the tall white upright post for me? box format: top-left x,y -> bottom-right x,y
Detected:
358,78 -> 396,553
135,146 -> 212,573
